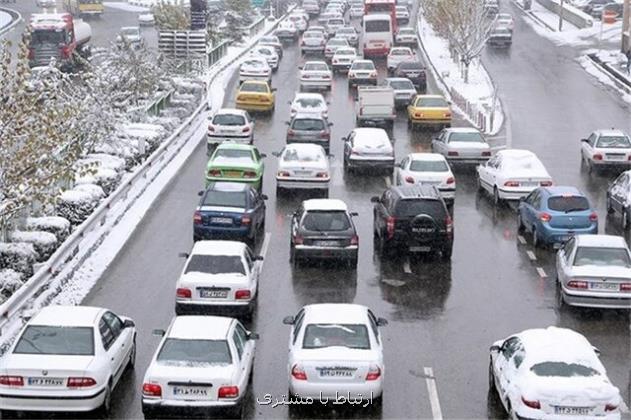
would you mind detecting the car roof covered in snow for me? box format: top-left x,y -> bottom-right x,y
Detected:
30,305 -> 104,327
191,240 -> 247,256
444,127 -> 482,134
214,108 -> 248,117
593,128 -> 629,138
303,304 -> 369,324
303,199 -> 348,212
353,127 -> 390,145
168,316 -> 234,340
408,153 -> 448,161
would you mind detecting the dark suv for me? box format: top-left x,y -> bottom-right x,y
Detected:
393,61 -> 427,92
371,185 -> 453,258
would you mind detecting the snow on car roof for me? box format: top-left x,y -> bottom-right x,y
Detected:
294,92 -> 325,100
168,316 -> 233,340
408,152 -> 447,161
303,199 -> 348,212
191,240 -> 247,256
594,129 -> 629,137
497,148 -> 537,159
303,303 -> 369,323
207,181 -> 250,192
216,142 -> 256,150
574,234 -> 628,248
215,108 -> 247,116
353,127 -> 390,145
285,143 -> 325,153
31,305 -> 103,327
444,127 -> 481,134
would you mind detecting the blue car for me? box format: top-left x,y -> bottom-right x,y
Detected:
517,186 -> 598,248
193,182 -> 267,243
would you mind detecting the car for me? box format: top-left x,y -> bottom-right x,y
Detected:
393,60 -> 427,91
286,113 -> 333,153
325,17 -> 346,38
496,13 -> 514,31
385,77 -> 417,108
303,0 -> 321,15
335,26 -> 359,46
327,0 -> 348,12
355,86 -> 396,128
580,0 -> 612,17
343,127 -> 394,173
395,5 -> 410,22
235,80 -> 275,113
349,4 -> 364,17
324,37 -> 350,60
486,27 -> 512,47
249,45 -> 279,71
371,185 -> 453,258
300,30 -> 327,54
175,241 -> 263,316
288,14 -> 308,32
607,170 -> 631,229
207,109 -> 254,154
331,46 -> 358,72
484,0 -> 499,15
518,186 -> 598,248
407,94 -> 452,129
299,60 -> 333,90
386,47 -> 415,73
324,4 -> 344,15
306,25 -> 327,37
275,144 -> 330,195
238,57 -> 271,84
289,199 -> 359,266
0,305 -> 136,416
282,304 -> 387,404
348,59 -> 378,86
477,149 -> 553,205
141,316 -> 258,419
205,143 -> 266,190
259,35 -> 283,58
138,12 -> 155,26
289,92 -> 329,119
275,20 -> 298,40
395,27 -> 417,46
291,8 -> 310,22
116,26 -> 143,48
193,182 -> 267,242
556,234 -> 631,309
581,129 -> 631,173
489,327 -> 622,419
431,127 -> 492,164
318,10 -> 343,25
395,153 -> 456,205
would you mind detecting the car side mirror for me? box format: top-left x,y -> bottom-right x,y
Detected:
376,317 -> 388,326
123,319 -> 135,328
271,88 -> 277,92
260,153 -> 267,158
593,346 -> 601,356
152,329 -> 166,337
248,332 -> 260,340
489,344 -> 501,352
298,66 -> 303,70
581,138 -> 588,142
283,316 -> 295,325
285,121 -> 291,125
370,196 -> 380,203
254,255 -> 264,261
178,252 -> 189,258
261,194 -> 269,200
350,211 -> 359,216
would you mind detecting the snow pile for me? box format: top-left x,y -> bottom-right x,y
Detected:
56,184 -> 106,225
0,11 -> 12,32
0,243 -> 36,278
0,269 -> 24,300
24,216 -> 71,242
9,231 -> 58,262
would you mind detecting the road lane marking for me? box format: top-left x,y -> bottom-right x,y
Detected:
403,257 -> 412,273
536,267 -> 547,278
261,232 -> 271,260
384,176 -> 391,187
517,235 -> 526,245
381,278 -> 406,287
526,250 -> 536,261
423,367 -> 443,420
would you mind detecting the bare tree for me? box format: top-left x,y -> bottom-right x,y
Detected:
152,1 -> 191,30
423,0 -> 495,83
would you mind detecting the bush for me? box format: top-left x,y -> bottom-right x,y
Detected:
0,269 -> 24,300
9,231 -> 59,262
24,216 -> 71,242
56,184 -> 105,226
0,243 -> 37,278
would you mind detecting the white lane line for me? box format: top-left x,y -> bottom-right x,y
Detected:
260,232 -> 272,260
384,176 -> 391,187
381,278 -> 406,287
526,250 -> 536,261
423,367 -> 443,420
536,267 -> 547,278
517,235 -> 526,245
403,257 -> 412,274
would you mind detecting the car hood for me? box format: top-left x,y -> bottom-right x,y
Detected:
447,141 -> 490,150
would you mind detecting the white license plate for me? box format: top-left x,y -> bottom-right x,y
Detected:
294,170 -> 312,176
320,369 -> 353,377
28,377 -> 64,386
199,289 -> 228,298
409,246 -> 431,252
316,240 -> 339,247
589,282 -> 619,291
211,217 -> 232,224
173,386 -> 210,397
606,154 -> 625,160
407,72 -> 420,77
554,406 -> 591,415
520,182 -> 539,187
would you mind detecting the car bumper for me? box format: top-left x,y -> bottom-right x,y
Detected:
300,79 -> 332,88
301,46 -> 325,53
193,225 -> 252,240
394,97 -> 414,107
591,159 -> 631,168
347,158 -> 394,169
175,299 -> 255,316
0,387 -> 107,412
207,135 -> 251,145
396,38 -> 417,46
289,378 -> 382,399
205,177 -> 262,188
348,78 -> 377,86
409,117 -> 451,126
276,32 -> 298,39
447,157 -> 490,164
386,236 -> 452,253
235,101 -> 274,111
239,75 -> 271,83
514,409 -> 620,420
538,225 -> 598,244
497,187 -> 536,200
332,63 -> 352,70
294,245 -> 358,260
277,179 -> 329,189
142,398 -> 243,417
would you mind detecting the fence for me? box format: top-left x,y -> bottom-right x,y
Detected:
145,90 -> 174,116
243,16 -> 266,38
536,0 -> 594,28
158,30 -> 207,57
208,40 -> 230,67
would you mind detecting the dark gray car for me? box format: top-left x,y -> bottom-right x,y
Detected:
286,113 -> 333,153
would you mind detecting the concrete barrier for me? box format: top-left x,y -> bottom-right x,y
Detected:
536,0 -> 594,28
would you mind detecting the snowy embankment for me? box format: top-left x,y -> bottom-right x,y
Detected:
416,10 -> 504,135
0,11 -> 11,31
103,2 -> 149,12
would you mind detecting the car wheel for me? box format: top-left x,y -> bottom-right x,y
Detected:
127,336 -> 136,369
289,242 -> 296,262
532,228 -> 540,249
98,381 -> 112,417
556,280 -> 566,310
493,187 -> 501,206
517,214 -> 525,233
476,176 -> 484,193
606,196 -> 613,214
624,209 -> 631,231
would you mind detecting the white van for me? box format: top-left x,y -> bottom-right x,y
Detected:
355,85 -> 396,127
362,14 -> 393,57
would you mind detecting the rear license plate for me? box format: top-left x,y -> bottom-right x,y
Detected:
320,369 -> 353,377
409,246 -> 431,252
28,377 -> 64,386
173,386 -> 210,397
589,282 -> 619,291
520,182 -> 538,187
294,170 -> 312,176
606,154 -> 625,160
211,217 -> 232,225
316,240 -> 339,247
554,406 -> 591,415
224,171 -> 241,177
412,227 -> 436,233
407,72 -> 420,77
199,288 -> 229,298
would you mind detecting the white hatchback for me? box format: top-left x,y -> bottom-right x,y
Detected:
275,143 -> 330,194
580,129 -> 631,172
300,61 -> 333,90
289,92 -> 329,119
239,57 -> 271,84
395,153 -> 456,204
207,108 -> 254,152
386,46 -> 415,72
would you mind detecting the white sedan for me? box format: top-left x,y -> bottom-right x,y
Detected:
324,37 -> 350,60
275,143 -> 330,195
349,4 -> 364,17
299,61 -> 333,90
0,306 -> 136,416
141,316 -> 258,419
249,45 -> 279,71
476,149 -> 552,205
283,304 -> 387,404
207,108 -> 254,152
331,47 -> 358,72
580,129 -> 631,173
275,20 -> 298,40
395,27 -> 417,46
175,240 -> 263,317
238,57 -> 271,84
395,153 -> 455,204
395,5 -> 410,22
386,47 -> 415,73
489,327 -> 621,420
289,92 -> 329,119
432,127 -> 493,164
138,12 -> 155,26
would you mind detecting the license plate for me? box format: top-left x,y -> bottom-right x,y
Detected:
589,282 -> 619,291
28,377 -> 64,386
224,171 -> 241,177
199,289 -> 229,298
412,227 -> 435,233
606,154 -> 625,160
320,369 -> 353,377
520,182 -> 538,187
211,217 -> 232,225
407,72 -> 420,77
173,386 -> 210,397
554,406 -> 591,415
316,240 -> 339,247
410,246 -> 431,252
294,170 -> 312,176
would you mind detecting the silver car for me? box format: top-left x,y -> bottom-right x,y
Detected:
335,26 -> 359,46
385,77 -> 416,108
286,113 -> 333,153
431,127 -> 492,164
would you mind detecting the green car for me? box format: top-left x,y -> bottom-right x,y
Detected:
205,143 -> 266,190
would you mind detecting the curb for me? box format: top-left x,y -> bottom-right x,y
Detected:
585,53 -> 631,94
0,7 -> 22,38
510,0 -> 557,32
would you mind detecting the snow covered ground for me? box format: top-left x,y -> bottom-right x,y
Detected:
0,11 -> 12,31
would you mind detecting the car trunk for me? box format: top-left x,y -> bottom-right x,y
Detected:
296,348 -> 374,385
414,106 -> 449,120
197,205 -> 246,228
547,212 -> 593,229
532,376 -> 618,417
179,272 -> 250,301
3,354 -> 94,390
447,141 -> 490,159
283,161 -> 325,178
149,363 -> 236,402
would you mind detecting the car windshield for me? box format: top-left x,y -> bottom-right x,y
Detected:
185,255 -> 245,275
399,61 -> 423,70
328,19 -> 344,25
448,132 -> 485,143
302,324 -> 370,349
302,210 -> 351,231
304,63 -> 328,71
417,97 -> 448,107
292,118 -> 325,131
573,246 -> 631,267
390,80 -> 414,90
596,135 -> 631,148
157,339 -> 232,365
395,199 -> 445,219
203,190 -> 246,208
492,28 -> 511,35
256,48 -> 272,55
409,160 -> 449,172
31,29 -> 65,44
338,28 -> 355,34
547,196 -> 589,212
240,83 -> 267,93
14,326 -> 94,356
530,362 -> 599,378
260,36 -> 277,43
212,114 -> 246,126
295,97 -> 324,108
283,148 -> 324,162
352,62 -> 375,70
213,148 -> 254,160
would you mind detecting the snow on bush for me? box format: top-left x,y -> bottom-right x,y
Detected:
75,154 -> 125,195
56,184 -> 106,226
93,135 -> 144,169
147,116 -> 182,132
0,243 -> 36,278
118,123 -> 167,157
9,231 -> 58,262
160,106 -> 191,119
0,269 -> 24,299
24,216 -> 71,242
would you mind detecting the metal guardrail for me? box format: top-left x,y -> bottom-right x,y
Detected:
0,7 -> 21,37
208,39 -> 230,67
243,16 -> 266,38
536,0 -> 594,28
0,3 -> 296,337
145,89 -> 174,116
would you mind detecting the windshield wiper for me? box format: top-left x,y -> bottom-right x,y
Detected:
564,208 -> 587,213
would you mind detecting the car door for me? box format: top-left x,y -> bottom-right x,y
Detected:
524,190 -> 541,232
99,313 -> 126,386
291,206 -> 303,244
432,131 -> 446,155
479,156 -> 498,192
396,157 -> 409,185
235,322 -> 255,380
230,326 -> 249,390
556,236 -> 576,283
367,310 -> 382,352
288,309 -> 306,368
248,189 -> 261,228
374,190 -> 390,237
245,247 -> 259,293
493,337 -> 523,405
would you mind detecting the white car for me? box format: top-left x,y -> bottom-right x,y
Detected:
283,304 -> 387,403
489,327 -> 621,420
306,25 -> 327,37
477,149 -> 553,205
303,0 -> 321,15
496,13 -> 514,31
332,46 -> 358,72
324,37 -> 350,60
343,127 -> 395,173
174,240 -> 263,317
289,92 -> 329,118
350,4 -> 364,17
141,316 -> 258,419
580,129 -> 631,173
335,26 -> 359,46
300,61 -> 333,90
238,57 -> 271,83
395,153 -> 455,204
385,77 -> 416,107
432,127 -> 493,164
301,30 -> 327,54
325,17 -> 346,37
0,306 -> 136,415
395,5 -> 410,22
348,59 -> 378,86
288,14 -> 308,32
556,234 -> 631,309
318,11 -> 343,25
250,45 -> 279,71
386,46 -> 415,72
138,12 -> 155,26
275,20 -> 298,40
207,109 -> 254,152
275,143 -> 330,194
117,26 -> 143,48
258,35 -> 283,58
395,27 -> 417,46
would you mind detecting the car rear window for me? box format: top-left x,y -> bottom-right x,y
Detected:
292,118 -> 325,131
304,62 -> 328,71
389,80 -> 414,90
157,339 -> 232,365
302,210 -> 351,231
352,61 -> 375,70
295,97 -> 324,108
214,148 -> 253,160
302,324 -> 370,349
365,19 -> 390,32
328,38 -> 347,46
448,132 -> 485,143
547,196 -> 589,212
185,255 -> 246,275
394,199 -> 446,219
212,114 -> 245,126
14,326 -> 94,356
398,61 -> 423,70
416,97 -> 448,107
573,246 -> 631,268
596,135 -> 631,148
240,83 -> 267,93
203,190 -> 247,208
530,362 -> 599,378
409,160 -> 449,172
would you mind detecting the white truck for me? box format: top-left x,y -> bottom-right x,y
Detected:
355,86 -> 396,128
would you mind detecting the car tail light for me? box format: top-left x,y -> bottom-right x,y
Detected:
386,216 -> 396,239
447,151 -> 459,156
504,181 -> 520,187
277,171 -> 290,177
319,131 -> 330,139
446,177 -> 455,185
605,403 -> 618,412
208,169 -> 221,177
415,113 -> 423,118
67,377 -> 96,388
593,153 -> 603,161
365,365 -> 381,381
243,171 -> 257,178
621,284 -> 631,292
323,74 -> 331,79
288,129 -> 295,135
176,288 -> 192,298
316,172 -> 328,178
481,151 -> 491,157
350,235 -> 359,245
208,125 -> 215,132
369,71 -> 377,77
294,235 -> 304,245
444,112 -> 451,118
142,383 -> 162,397
445,215 -> 453,237
521,396 -> 541,409
193,211 -> 203,225
241,215 -> 252,225
242,126 -> 250,133
235,290 -> 251,300
567,280 -> 588,289
540,180 -> 553,186
291,364 -> 307,380
539,212 -> 551,222
0,376 -> 23,387
589,212 -> 598,222
405,176 -> 415,184
218,386 -> 239,399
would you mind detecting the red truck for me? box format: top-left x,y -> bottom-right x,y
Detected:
28,13 -> 91,71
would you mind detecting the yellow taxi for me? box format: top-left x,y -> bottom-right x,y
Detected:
407,94 -> 452,129
235,80 -> 276,113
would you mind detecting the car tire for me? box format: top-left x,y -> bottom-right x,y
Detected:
493,187 -> 501,206
556,280 -> 566,310
98,381 -> 112,417
488,359 -> 495,390
532,228 -> 541,249
441,246 -> 452,260
517,214 -> 525,233
127,336 -> 136,369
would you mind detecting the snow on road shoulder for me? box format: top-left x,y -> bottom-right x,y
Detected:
103,2 -> 149,12
0,10 -> 12,31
